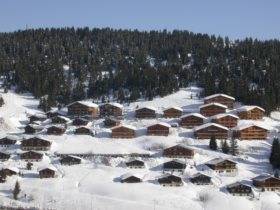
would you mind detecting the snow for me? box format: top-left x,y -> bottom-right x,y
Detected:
235,105 -> 265,112
233,121 -> 270,131
210,113 -> 239,120
0,87 -> 280,210
199,103 -> 228,109
163,106 -> 183,112
204,94 -> 235,101
181,113 -> 207,119
193,123 -> 229,131
67,101 -> 98,108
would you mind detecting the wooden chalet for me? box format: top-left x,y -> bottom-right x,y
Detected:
135,106 -> 156,118
163,160 -> 186,173
0,167 -> 19,177
60,155 -> 82,165
99,102 -> 123,117
103,117 -> 121,127
163,107 -> 183,118
51,116 -> 70,124
204,94 -> 235,109
74,126 -> 93,135
72,117 -> 89,126
180,113 -> 206,128
120,173 -> 142,183
111,125 -> 136,138
67,101 -> 99,118
38,165 -> 57,178
158,174 -> 183,187
236,106 -> 265,120
28,114 -> 47,123
226,182 -> 253,196
199,103 -> 227,117
232,123 -> 268,140
47,125 -> 66,135
20,151 -> 43,161
190,173 -> 212,185
252,174 -> 280,191
147,122 -> 170,136
163,144 -> 194,158
0,152 -> 10,161
125,159 -> 145,169
21,137 -> 52,151
24,124 -> 43,134
211,113 -> 239,128
0,136 -> 17,147
205,158 -> 237,175
193,123 -> 229,139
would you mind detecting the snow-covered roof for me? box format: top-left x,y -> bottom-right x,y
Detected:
165,159 -> 186,165
67,101 -> 98,108
148,122 -> 171,128
47,124 -> 66,129
210,113 -> 239,120
26,124 -> 44,130
120,173 -> 142,180
165,144 -> 194,151
226,181 -> 252,189
163,106 -> 183,112
52,115 -> 71,122
233,122 -> 269,131
193,123 -> 229,131
252,174 -> 278,181
205,158 -> 236,165
236,105 -> 265,112
204,94 -> 235,101
28,113 -> 47,119
38,165 -> 57,172
199,103 -> 228,109
180,113 -> 207,120
0,135 -> 20,141
2,166 -> 19,173
136,106 -> 157,111
157,173 -> 181,179
103,102 -> 124,109
112,124 -> 136,131
191,172 -> 211,178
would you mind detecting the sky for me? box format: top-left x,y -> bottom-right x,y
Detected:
0,0 -> 279,40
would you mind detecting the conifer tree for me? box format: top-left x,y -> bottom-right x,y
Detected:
13,181 -> 21,200
209,136 -> 217,150
221,140 -> 230,154
230,138 -> 238,156
270,138 -> 280,169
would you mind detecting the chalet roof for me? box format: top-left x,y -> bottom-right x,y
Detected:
25,124 -> 44,130
23,136 -> 52,143
67,101 -> 98,108
18,150 -> 45,155
47,125 -> 66,130
28,113 -> 47,119
1,166 -> 19,173
205,158 -> 236,166
236,105 -> 265,112
52,115 -> 71,122
165,144 -> 194,151
191,172 -> 212,178
148,122 -> 171,128
157,173 -> 182,180
0,135 -> 20,141
38,165 -> 57,172
46,109 -> 67,116
232,122 -> 269,131
252,174 -> 280,182
111,124 -> 136,131
180,113 -> 207,120
210,113 -> 239,120
163,106 -> 183,112
101,102 -> 124,109
136,106 -> 157,112
204,94 -> 235,101
64,155 -> 83,160
120,173 -> 142,180
164,159 -> 186,165
199,103 -> 228,109
126,159 -> 144,164
193,123 -> 229,132
226,181 -> 252,189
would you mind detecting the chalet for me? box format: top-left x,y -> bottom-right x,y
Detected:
211,113 -> 239,128
51,116 -> 70,124
205,158 -> 237,175
204,94 -> 235,109
226,182 -> 253,196
252,174 -> 280,191
199,103 -> 227,117
103,117 -> 121,127
60,155 -> 82,165
158,174 -> 183,187
193,123 -> 229,139
163,144 -> 195,158
135,106 -> 156,118
111,125 -> 136,139
190,173 -> 212,185
120,173 -> 142,183
67,101 -> 99,118
47,125 -> 66,135
0,136 -> 17,147
72,117 -> 89,126
21,137 -> 52,151
163,160 -> 186,173
99,102 -> 123,117
20,151 -> 43,161
180,113 -> 206,128
74,126 -> 93,135
0,167 -> 19,177
24,124 -> 43,134
28,113 -> 47,123
236,106 -> 265,120
163,107 -> 183,118
232,123 -> 269,140
0,152 -> 10,161
38,165 -> 57,178
125,159 -> 145,169
147,122 -> 171,136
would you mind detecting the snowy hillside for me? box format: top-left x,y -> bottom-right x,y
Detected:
0,88 -> 280,210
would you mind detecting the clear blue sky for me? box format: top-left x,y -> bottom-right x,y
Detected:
1,0 -> 279,40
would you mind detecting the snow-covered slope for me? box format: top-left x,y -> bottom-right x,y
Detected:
0,88 -> 280,210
